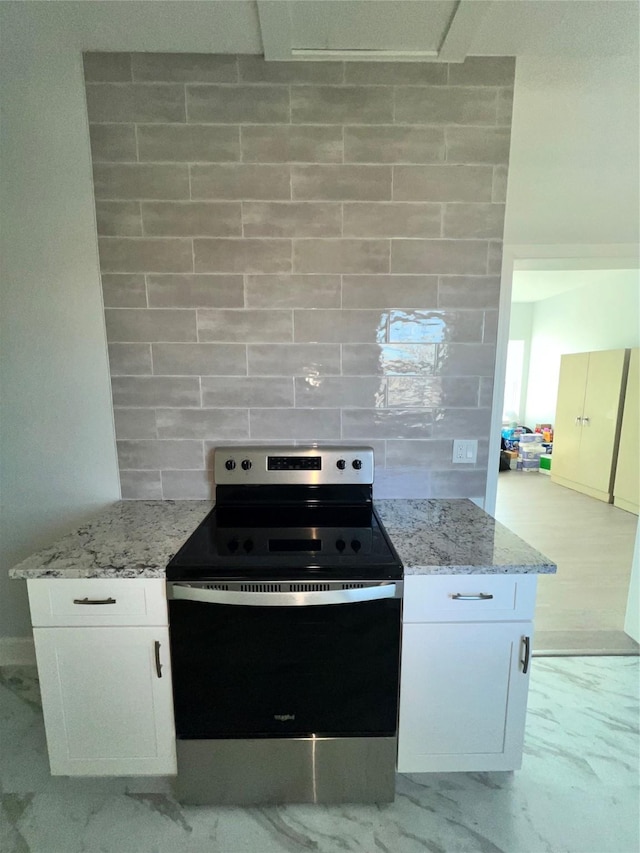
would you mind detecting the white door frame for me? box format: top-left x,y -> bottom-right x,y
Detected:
485,241 -> 640,643
484,241 -> 639,515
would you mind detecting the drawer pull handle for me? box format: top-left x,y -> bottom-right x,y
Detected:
450,593 -> 494,601
521,635 -> 531,674
154,641 -> 163,678
73,597 -> 116,605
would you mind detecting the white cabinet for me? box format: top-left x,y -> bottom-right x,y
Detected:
27,579 -> 176,777
397,575 -> 536,773
552,349 -> 629,502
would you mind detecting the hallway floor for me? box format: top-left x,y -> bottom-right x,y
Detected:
1,658 -> 638,853
495,471 -> 638,655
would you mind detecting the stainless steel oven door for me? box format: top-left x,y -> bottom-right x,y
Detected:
167,580 -> 402,741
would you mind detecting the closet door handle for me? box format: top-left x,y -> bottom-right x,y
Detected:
582,417 -> 590,426
154,641 -> 163,678
574,416 -> 582,426
520,635 -> 531,674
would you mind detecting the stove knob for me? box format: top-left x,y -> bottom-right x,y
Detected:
225,459 -> 236,471
336,459 -> 346,470
351,539 -> 361,553
241,459 -> 252,471
352,459 -> 363,470
243,539 -> 254,553
336,539 -> 346,553
228,538 -> 239,553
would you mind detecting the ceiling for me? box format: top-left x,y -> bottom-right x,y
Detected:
511,269 -> 640,303
59,1 -> 639,59
256,0 -> 639,61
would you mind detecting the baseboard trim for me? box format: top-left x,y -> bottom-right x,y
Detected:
549,475 -> 611,503
0,637 -> 36,666
613,496 -> 639,515
534,649 -> 639,657
533,629 -> 640,657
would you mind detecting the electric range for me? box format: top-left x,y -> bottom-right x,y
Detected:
166,445 -> 403,806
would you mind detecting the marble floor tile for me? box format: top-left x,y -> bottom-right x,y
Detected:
1,658 -> 638,853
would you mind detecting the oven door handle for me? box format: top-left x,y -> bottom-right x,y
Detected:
168,583 -> 401,607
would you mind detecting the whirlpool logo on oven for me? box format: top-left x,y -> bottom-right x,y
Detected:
274,714 -> 295,721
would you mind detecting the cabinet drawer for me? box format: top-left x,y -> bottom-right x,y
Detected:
27,579 -> 167,627
402,574 -> 537,623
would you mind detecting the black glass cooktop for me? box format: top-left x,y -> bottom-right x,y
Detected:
166,502 -> 402,582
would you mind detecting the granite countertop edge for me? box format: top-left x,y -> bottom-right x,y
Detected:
8,498 -> 557,580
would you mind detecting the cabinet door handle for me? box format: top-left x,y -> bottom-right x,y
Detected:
575,415 -> 582,426
582,416 -> 590,426
520,635 -> 531,674
154,641 -> 163,678
73,597 -> 116,605
450,593 -> 494,601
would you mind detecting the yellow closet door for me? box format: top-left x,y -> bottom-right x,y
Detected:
551,352 -> 589,484
579,349 -> 628,496
614,348 -> 639,514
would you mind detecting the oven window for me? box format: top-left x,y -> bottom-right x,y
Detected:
169,597 -> 400,739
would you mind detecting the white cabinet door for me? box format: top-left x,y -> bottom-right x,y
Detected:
33,626 -> 176,776
552,348 -> 628,502
397,621 -> 532,773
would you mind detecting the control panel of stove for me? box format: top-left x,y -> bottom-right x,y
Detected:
214,445 -> 374,486
216,527 -> 373,556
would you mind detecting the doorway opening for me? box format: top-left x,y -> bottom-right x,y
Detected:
490,257 -> 639,655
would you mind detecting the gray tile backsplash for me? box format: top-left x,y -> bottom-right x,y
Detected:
85,83 -> 186,123
394,86 -> 497,124
187,85 -> 290,123
343,126 -> 445,164
290,86 -> 394,124
107,343 -> 152,376
132,53 -> 238,83
146,274 -> 244,308
240,125 -> 343,163
137,125 -> 241,162
85,53 -> 514,500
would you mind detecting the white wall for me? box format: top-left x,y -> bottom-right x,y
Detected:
508,303 -> 534,424
503,54 -> 639,247
0,14 -> 121,641
0,2 -> 262,645
524,271 -> 640,426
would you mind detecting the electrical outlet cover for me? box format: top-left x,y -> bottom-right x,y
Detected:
452,439 -> 478,464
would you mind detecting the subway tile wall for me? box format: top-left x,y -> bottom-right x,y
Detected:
84,53 -> 514,500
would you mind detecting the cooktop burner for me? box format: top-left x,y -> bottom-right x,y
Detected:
166,445 -> 402,582
166,504 -> 401,580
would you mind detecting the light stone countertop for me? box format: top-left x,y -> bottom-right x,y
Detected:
8,498 -> 555,580
8,501 -> 213,580
375,499 -> 556,575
